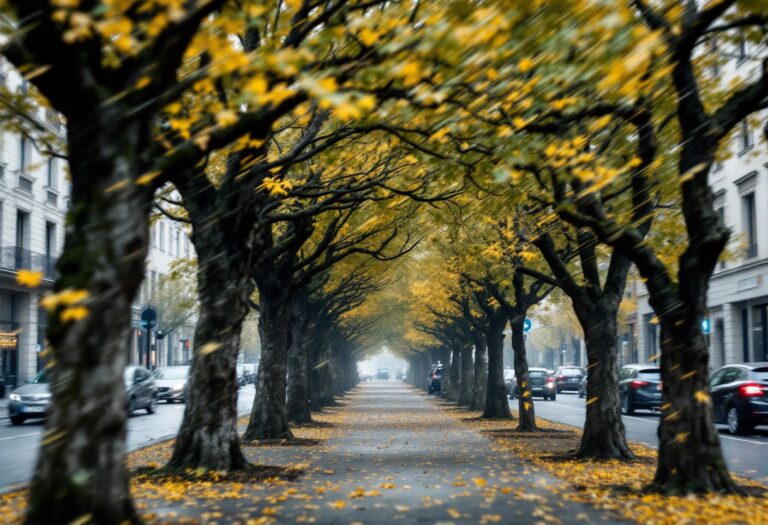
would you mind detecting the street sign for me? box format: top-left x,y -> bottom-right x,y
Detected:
523,319 -> 532,333
140,307 -> 157,331
701,318 -> 711,335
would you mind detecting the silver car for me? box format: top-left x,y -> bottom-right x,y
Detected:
7,365 -> 157,425
153,366 -> 190,403
7,369 -> 50,425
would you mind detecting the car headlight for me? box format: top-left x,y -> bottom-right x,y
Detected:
9,393 -> 21,402
547,383 -> 554,388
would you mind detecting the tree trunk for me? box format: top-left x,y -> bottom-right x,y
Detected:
576,300 -> 634,460
286,302 -> 312,425
482,314 -> 511,419
470,333 -> 487,411
511,316 -> 537,431
25,124 -> 151,525
447,346 -> 461,402
167,237 -> 252,470
458,342 -> 474,406
244,278 -> 294,441
652,309 -> 739,492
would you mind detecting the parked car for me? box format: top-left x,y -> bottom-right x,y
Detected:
376,370 -> 390,380
504,368 -> 516,398
578,376 -> 588,398
360,373 -> 373,381
618,364 -> 662,414
554,366 -> 586,393
242,363 -> 257,384
154,366 -> 190,403
124,365 -> 157,415
427,365 -> 443,394
709,363 -> 768,435
7,369 -> 50,425
510,368 -> 557,400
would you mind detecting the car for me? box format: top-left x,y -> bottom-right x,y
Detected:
8,365 -> 156,425
241,363 -> 257,384
7,369 -> 51,425
504,368 -> 516,398
709,363 -> 768,435
427,365 -> 443,394
510,368 -> 557,400
618,364 -> 662,414
376,370 -> 390,380
554,366 -> 586,393
236,365 -> 247,387
360,373 -> 373,382
124,365 -> 157,415
154,366 -> 190,403
578,376 -> 588,398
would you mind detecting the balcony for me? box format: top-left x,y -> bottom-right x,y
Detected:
0,246 -> 56,279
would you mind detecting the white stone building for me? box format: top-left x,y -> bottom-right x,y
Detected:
637,33 -> 768,369
0,61 -> 69,395
128,209 -> 196,370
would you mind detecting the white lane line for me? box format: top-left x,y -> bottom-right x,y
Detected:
541,402 -> 768,445
0,432 -> 40,442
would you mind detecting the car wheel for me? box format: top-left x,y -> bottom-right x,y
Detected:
622,395 -> 634,415
727,406 -> 752,435
128,396 -> 136,415
10,415 -> 24,425
551,394 -> 556,401
146,396 -> 157,414
578,387 -> 585,398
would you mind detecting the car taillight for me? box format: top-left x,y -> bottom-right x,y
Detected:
546,377 -> 554,384
558,375 -> 565,381
630,380 -> 649,389
739,383 -> 764,397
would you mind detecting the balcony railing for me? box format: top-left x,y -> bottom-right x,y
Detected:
0,246 -> 56,279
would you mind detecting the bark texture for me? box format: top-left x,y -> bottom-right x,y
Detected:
287,294 -> 312,424
24,122 -> 152,525
447,347 -> 461,403
470,335 -> 488,411
482,313 -> 511,419
511,317 -> 537,432
458,343 -> 474,406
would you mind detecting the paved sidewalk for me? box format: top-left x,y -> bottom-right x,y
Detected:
142,382 -> 623,524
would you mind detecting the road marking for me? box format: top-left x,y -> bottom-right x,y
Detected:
0,432 -> 40,442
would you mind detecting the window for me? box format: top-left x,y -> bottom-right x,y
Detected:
159,222 -> 166,252
736,31 -> 747,63
45,222 -> 56,258
741,192 -> 757,258
716,206 -> 726,269
46,158 -> 57,189
174,228 -> 180,257
19,137 -> 32,173
738,120 -> 753,152
15,210 -> 28,250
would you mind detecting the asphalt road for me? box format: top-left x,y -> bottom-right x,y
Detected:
0,386 -> 256,491
520,391 -> 768,483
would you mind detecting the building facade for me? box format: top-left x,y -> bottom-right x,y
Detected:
0,60 -> 69,395
637,33 -> 768,369
128,210 -> 196,370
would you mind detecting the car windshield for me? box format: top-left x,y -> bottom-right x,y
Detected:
560,368 -> 583,376
752,368 -> 768,382
637,369 -> 660,380
156,367 -> 189,380
31,369 -> 47,384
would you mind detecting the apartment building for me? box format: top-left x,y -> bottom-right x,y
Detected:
128,210 -> 196,369
637,32 -> 768,369
0,61 -> 69,395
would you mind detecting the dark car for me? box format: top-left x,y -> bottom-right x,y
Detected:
427,365 -> 443,394
7,369 -> 50,425
578,376 -> 587,398
619,364 -> 661,414
154,366 -> 190,403
124,365 -> 157,415
554,366 -> 586,393
709,363 -> 768,435
511,368 -> 557,400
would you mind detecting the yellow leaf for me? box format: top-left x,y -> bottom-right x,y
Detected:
60,306 -> 89,323
136,170 -> 161,186
200,342 -> 222,355
16,270 -> 43,288
694,390 -> 710,404
518,57 -> 535,73
328,500 -> 346,509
